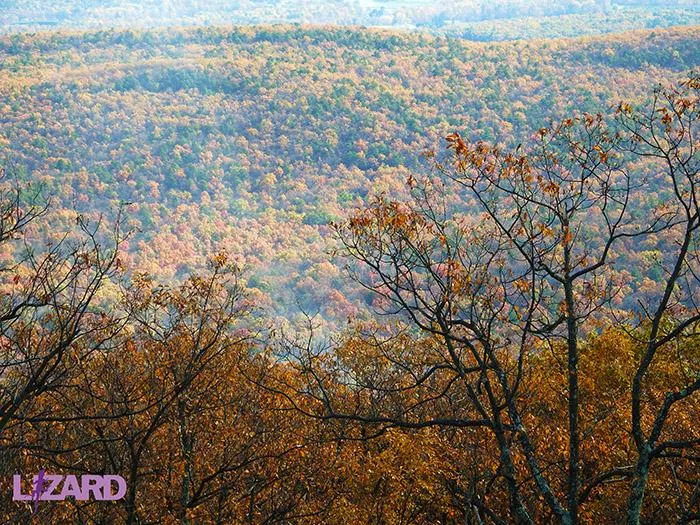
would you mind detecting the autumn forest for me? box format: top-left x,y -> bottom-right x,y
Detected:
0,3 -> 698,524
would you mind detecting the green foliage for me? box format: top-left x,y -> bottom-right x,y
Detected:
0,25 -> 698,322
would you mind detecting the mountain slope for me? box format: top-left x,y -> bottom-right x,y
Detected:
0,25 -> 698,321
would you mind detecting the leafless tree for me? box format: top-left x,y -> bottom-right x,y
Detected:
274,76 -> 699,524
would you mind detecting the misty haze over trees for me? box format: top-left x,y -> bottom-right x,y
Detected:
0,1 -> 698,524
2,0 -> 699,39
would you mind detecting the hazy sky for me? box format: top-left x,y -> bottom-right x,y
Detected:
1,0 -> 698,36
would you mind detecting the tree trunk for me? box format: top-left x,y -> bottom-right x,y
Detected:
626,446 -> 651,525
563,255 -> 580,525
125,460 -> 139,525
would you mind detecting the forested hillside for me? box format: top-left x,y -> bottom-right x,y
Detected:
444,8 -> 700,40
1,20 -> 698,524
0,72 -> 697,525
0,25 -> 698,323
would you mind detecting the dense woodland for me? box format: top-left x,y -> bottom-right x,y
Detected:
0,20 -> 698,525
443,8 -> 700,40
0,25 -> 698,325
